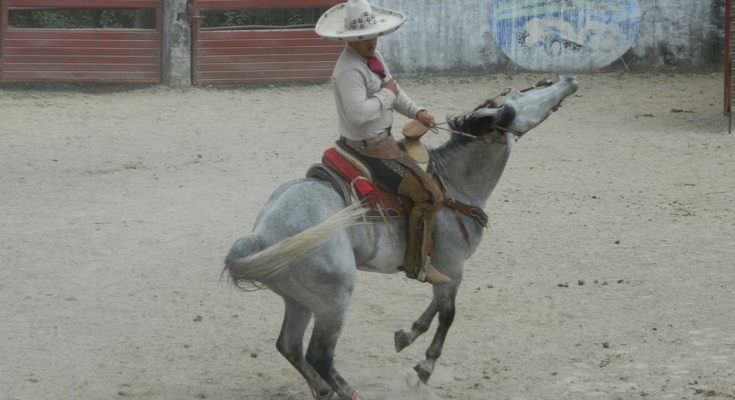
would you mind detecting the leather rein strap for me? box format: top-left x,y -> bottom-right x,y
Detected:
423,82 -> 557,246
418,80 -> 556,246
443,198 -> 489,228
430,78 -> 555,143
431,168 -> 489,247
443,198 -> 489,246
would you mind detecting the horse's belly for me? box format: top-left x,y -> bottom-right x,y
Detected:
356,257 -> 403,274
350,222 -> 405,274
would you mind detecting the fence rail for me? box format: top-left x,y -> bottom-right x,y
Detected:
0,0 -> 163,83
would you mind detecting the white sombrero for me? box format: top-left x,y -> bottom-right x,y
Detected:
315,0 -> 406,42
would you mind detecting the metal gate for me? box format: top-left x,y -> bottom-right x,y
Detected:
0,0 -> 162,83
189,0 -> 343,86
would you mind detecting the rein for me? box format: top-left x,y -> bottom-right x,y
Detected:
428,78 -> 555,143
426,79 -> 558,245
430,122 -> 521,144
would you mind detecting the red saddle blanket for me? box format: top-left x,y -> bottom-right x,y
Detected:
322,147 -> 406,216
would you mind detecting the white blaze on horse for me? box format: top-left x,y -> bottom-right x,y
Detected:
224,76 -> 579,400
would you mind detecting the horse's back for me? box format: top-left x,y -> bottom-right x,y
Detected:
254,178 -> 347,238
254,178 -> 359,304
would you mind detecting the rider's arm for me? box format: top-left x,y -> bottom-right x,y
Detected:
393,90 -> 424,121
334,68 -> 396,126
375,53 -> 423,120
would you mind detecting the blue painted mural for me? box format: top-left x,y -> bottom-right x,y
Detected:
490,0 -> 641,71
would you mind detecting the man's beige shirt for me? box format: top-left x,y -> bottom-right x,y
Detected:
331,45 -> 423,141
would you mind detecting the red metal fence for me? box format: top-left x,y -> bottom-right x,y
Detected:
190,0 -> 343,86
0,0 -> 162,83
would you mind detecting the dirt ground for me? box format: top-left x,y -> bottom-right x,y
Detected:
1,72 -> 733,400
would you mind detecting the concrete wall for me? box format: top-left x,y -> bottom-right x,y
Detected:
372,0 -> 724,74
159,0 -> 724,84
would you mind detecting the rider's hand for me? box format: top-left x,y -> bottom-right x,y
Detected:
381,79 -> 400,96
416,110 -> 436,128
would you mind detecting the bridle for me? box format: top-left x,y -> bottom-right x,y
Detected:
428,78 -> 556,144
427,79 -> 557,243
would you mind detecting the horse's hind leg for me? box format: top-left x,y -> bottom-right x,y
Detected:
276,298 -> 333,399
306,309 -> 363,400
394,299 -> 437,353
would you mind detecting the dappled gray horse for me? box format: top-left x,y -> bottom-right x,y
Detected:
224,76 -> 579,400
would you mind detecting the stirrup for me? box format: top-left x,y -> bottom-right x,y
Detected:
417,263 -> 451,284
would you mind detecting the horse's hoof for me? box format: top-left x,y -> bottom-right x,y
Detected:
414,360 -> 433,384
310,385 -> 333,399
394,329 -> 411,353
345,390 -> 364,400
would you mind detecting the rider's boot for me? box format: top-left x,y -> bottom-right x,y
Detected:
405,221 -> 450,284
417,260 -> 451,284
397,167 -> 448,284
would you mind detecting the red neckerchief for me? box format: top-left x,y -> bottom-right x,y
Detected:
366,56 -> 386,79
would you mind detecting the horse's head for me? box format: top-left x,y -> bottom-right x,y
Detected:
450,76 -> 579,141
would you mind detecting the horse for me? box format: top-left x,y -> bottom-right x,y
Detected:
224,76 -> 580,400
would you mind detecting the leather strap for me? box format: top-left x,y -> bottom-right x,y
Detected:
443,198 -> 489,247
339,129 -> 391,150
443,198 -> 489,228
430,169 -> 488,246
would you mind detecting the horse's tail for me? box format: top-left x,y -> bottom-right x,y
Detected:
223,205 -> 366,291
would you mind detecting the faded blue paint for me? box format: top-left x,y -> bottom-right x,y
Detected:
489,0 -> 641,71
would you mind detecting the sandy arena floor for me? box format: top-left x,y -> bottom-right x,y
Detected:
1,72 -> 733,400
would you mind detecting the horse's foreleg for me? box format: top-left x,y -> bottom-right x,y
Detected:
276,298 -> 333,399
394,298 -> 437,353
306,310 -> 363,400
414,284 -> 458,384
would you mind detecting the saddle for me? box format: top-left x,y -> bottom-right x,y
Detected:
306,140 -> 489,241
306,141 -> 407,220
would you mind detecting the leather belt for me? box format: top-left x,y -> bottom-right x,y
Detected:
340,128 -> 391,152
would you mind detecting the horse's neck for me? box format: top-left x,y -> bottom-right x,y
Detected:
430,140 -> 512,207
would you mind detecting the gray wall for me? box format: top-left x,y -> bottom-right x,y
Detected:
630,0 -> 723,70
371,0 -> 724,74
160,0 -> 724,85
163,0 -> 191,87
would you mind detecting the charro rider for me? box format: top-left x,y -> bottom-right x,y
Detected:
315,0 -> 450,284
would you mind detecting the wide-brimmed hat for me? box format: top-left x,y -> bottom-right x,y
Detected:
315,0 -> 405,42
